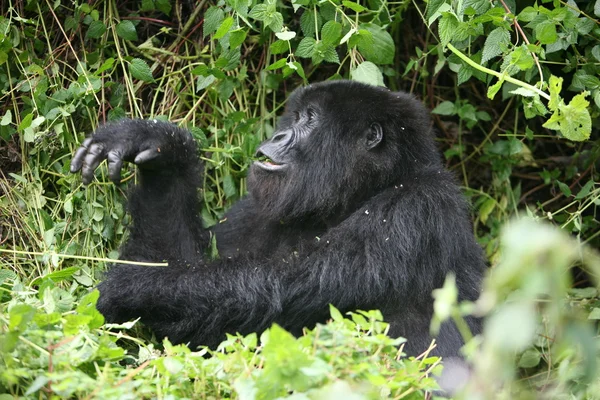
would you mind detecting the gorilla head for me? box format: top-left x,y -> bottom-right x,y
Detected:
248,81 -> 442,222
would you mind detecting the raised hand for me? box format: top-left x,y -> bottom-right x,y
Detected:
70,119 -> 197,185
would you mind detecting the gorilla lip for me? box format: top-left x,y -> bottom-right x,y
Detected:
254,159 -> 287,171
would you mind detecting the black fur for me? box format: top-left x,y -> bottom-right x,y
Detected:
71,81 -> 485,356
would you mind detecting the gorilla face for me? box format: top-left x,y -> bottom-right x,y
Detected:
247,81 -> 440,223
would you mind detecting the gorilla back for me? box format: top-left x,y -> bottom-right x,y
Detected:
71,80 -> 486,357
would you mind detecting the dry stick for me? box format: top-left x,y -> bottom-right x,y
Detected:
0,248 -> 169,267
498,0 -> 545,86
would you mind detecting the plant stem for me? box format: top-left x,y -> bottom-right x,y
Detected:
446,43 -> 550,101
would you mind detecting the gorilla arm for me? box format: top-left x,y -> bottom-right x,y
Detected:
70,119 -> 206,263
94,195 -> 428,350
95,221 -> 402,349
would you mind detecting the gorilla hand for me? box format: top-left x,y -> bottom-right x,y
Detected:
70,119 -> 196,185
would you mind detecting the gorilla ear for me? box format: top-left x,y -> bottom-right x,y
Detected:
365,123 -> 384,150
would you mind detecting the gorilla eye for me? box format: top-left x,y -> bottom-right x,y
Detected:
306,107 -> 316,122
293,111 -> 301,123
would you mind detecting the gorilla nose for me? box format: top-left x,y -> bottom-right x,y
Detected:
269,129 -> 292,144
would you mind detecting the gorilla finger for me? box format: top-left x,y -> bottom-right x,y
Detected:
70,137 -> 94,173
107,150 -> 124,184
81,143 -> 106,185
134,148 -> 160,165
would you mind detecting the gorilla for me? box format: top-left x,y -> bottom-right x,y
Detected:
70,80 -> 485,357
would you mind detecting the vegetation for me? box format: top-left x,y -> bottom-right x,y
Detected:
0,0 -> 599,398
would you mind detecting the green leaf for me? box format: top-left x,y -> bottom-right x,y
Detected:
214,16 -> 234,39
267,58 -> 287,71
296,37 -> 316,58
116,20 -> 138,41
487,78 -> 503,99
518,6 -> 538,22
248,4 -> 268,20
300,8 -> 322,38
96,57 -> 115,74
229,29 -> 247,48
438,13 -> 459,46
86,20 -> 106,39
342,1 -> 366,12
432,101 -> 456,115
129,58 -> 154,82
556,181 -> 571,197
548,75 -> 562,111
321,21 -> 342,46
204,7 -> 225,38
357,24 -> 394,65
479,198 -> 495,224
265,12 -> 284,32
270,40 -> 289,54
350,61 -> 384,87
575,180 -> 595,200
543,91 -> 592,141
535,21 -> 557,44
589,308 -> 600,320
482,27 -> 511,63
518,349 -> 541,368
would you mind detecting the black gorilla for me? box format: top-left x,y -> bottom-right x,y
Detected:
71,81 -> 485,356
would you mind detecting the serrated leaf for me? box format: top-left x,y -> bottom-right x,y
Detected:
357,24 -> 394,65
86,20 -> 106,39
296,37 -> 316,58
543,91 -> 591,142
535,21 -> 557,44
249,4 -> 268,20
116,20 -> 138,41
204,7 -> 225,38
426,0 -> 446,22
266,12 -> 284,32
482,27 -> 510,63
351,61 -> 384,87
438,13 -> 459,46
300,9 -> 322,38
321,21 -> 342,46
129,58 -> 154,82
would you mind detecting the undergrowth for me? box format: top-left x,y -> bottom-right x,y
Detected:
0,0 -> 599,399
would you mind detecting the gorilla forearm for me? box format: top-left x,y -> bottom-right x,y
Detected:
71,119 -> 206,263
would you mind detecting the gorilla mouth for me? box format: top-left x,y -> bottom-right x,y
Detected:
254,151 -> 287,171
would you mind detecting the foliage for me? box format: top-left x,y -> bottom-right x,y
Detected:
0,0 -> 599,398
0,284 -> 440,399
433,218 -> 600,398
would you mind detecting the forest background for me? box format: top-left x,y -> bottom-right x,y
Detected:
0,0 -> 599,398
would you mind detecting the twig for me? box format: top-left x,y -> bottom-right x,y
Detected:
498,0 -> 544,86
